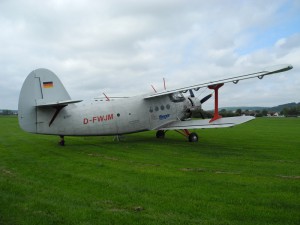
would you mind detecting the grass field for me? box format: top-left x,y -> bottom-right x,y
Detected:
0,116 -> 299,225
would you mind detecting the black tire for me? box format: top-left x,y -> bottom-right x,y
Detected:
188,132 -> 198,142
59,135 -> 65,146
156,130 -> 165,139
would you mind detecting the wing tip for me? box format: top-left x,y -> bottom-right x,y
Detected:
264,64 -> 293,75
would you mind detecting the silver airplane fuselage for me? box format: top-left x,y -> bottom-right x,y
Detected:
36,93 -> 195,136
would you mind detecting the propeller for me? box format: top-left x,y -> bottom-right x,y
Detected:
198,109 -> 205,119
189,89 -> 195,98
188,89 -> 212,104
200,93 -> 212,104
187,91 -> 213,119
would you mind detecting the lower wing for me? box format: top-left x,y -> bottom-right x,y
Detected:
159,116 -> 255,130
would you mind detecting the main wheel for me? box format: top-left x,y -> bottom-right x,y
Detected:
156,130 -> 165,139
188,132 -> 198,142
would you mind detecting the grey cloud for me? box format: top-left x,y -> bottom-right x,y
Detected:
0,0 -> 299,109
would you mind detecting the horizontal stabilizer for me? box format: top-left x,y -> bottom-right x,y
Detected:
159,116 -> 255,130
36,99 -> 82,107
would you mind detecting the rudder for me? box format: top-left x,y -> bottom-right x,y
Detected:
18,68 -> 71,133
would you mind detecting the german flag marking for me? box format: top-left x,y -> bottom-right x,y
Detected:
43,81 -> 53,88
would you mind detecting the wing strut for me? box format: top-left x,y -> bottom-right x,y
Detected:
49,105 -> 66,127
208,83 -> 224,123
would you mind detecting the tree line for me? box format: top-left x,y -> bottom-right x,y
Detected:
194,106 -> 300,118
0,110 -> 17,115
281,106 -> 300,117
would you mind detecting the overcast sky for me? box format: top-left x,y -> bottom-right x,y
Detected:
1,0 -> 299,110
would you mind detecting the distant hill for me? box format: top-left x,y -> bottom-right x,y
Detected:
219,102 -> 300,112
269,102 -> 299,112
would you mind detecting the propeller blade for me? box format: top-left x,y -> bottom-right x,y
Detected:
189,89 -> 195,97
200,94 -> 212,104
199,110 -> 205,119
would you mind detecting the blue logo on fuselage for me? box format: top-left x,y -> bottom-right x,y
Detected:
159,114 -> 170,120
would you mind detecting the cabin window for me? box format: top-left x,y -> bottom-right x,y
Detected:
169,92 -> 185,102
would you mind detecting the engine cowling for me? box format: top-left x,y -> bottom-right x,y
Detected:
184,93 -> 213,119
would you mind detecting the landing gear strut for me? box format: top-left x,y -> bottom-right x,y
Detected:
156,129 -> 198,142
174,129 -> 199,142
59,135 -> 65,146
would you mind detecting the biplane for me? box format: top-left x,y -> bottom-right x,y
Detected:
18,64 -> 293,145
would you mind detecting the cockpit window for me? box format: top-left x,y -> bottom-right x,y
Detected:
169,92 -> 185,102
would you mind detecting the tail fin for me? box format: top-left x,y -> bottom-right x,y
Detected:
18,68 -> 72,133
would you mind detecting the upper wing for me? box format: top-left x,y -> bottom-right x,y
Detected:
144,64 -> 293,99
158,116 -> 255,130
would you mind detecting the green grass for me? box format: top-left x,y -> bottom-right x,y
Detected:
0,116 -> 299,225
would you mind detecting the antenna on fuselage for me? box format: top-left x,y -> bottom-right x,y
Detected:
150,78 -> 166,93
151,85 -> 157,93
103,93 -> 110,101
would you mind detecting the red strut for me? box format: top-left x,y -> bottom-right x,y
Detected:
208,83 -> 224,123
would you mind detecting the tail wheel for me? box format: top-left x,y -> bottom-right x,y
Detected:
188,132 -> 198,142
156,130 -> 165,139
59,135 -> 65,146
